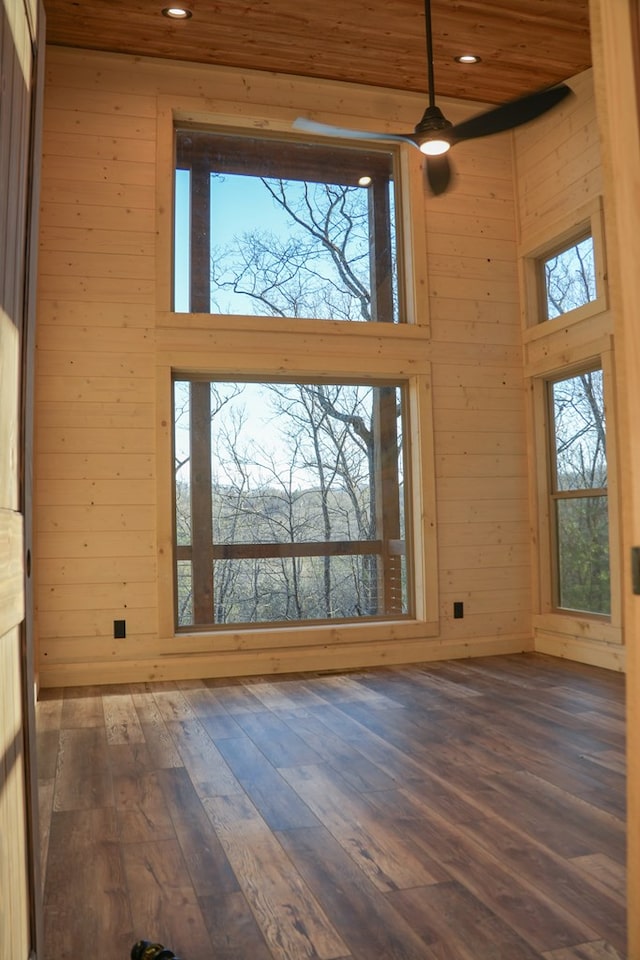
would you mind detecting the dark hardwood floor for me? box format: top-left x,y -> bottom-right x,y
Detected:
37,653 -> 626,960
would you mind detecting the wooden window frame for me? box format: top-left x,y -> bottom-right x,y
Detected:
173,375 -> 412,631
173,126 -> 400,323
154,96 -> 439,653
529,350 -> 622,647
545,364 -> 610,619
520,200 -> 621,648
521,198 -> 608,340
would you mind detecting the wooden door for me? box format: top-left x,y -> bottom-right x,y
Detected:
0,0 -> 45,956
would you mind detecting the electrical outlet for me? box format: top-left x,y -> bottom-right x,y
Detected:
453,601 -> 464,619
114,619 -> 126,639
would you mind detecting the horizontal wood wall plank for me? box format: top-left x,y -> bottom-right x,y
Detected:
38,634 -> 533,687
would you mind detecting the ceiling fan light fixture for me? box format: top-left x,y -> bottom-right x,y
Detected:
419,138 -> 451,156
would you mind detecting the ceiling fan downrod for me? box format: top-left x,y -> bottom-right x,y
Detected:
416,0 -> 452,154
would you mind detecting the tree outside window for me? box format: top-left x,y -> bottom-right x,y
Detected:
541,234 -> 596,320
549,368 -> 610,616
174,129 -> 399,323
174,378 -> 408,629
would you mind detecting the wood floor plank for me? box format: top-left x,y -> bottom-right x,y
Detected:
198,710 -> 245,741
37,728 -> 60,780
131,686 -> 169,724
569,853 -> 626,900
151,687 -> 196,722
281,711 -> 400,793
53,726 -> 114,810
103,691 -> 145,744
202,679 -> 266,714
278,825 -> 438,960
399,810 -> 600,952
280,762 -> 442,892
484,769 -> 626,862
198,890 -> 275,960
388,880 -> 544,960
240,675 -> 323,713
202,791 -> 350,960
44,807 -> 133,960
111,747 -> 176,844
36,691 -> 63,731
217,735 -> 320,830
60,686 -> 105,727
308,672 -> 399,705
141,720 -> 184,769
131,689 -> 185,767
457,816 -> 627,954
543,941 -> 625,959
165,717 -> 244,798
158,766 -> 241,898
234,710 -> 325,767
177,679 -> 232,717
121,838 -> 215,960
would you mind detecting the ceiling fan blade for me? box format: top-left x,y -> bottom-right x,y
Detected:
448,83 -> 572,145
293,117 -> 416,145
425,154 -> 453,195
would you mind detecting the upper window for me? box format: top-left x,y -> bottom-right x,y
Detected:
548,367 -> 610,616
540,233 -> 596,321
174,128 -> 400,322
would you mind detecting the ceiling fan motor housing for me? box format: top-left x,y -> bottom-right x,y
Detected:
415,104 -> 453,137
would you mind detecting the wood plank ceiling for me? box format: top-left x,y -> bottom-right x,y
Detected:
43,0 -> 591,105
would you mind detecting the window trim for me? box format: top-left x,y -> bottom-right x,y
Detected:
155,95 -> 439,652
529,352 -> 621,644
157,346 -> 439,646
520,197 -> 608,339
546,364 -> 610,618
172,374 -> 413,631
174,126 -> 400,322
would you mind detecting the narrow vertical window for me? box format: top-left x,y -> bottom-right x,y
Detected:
549,368 -> 610,615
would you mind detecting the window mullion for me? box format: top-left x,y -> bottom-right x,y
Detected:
190,381 -> 214,624
368,176 -> 394,324
190,159 -> 211,312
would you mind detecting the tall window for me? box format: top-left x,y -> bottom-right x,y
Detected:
174,128 -> 399,322
173,378 -> 409,629
548,368 -> 610,616
170,128 -> 419,631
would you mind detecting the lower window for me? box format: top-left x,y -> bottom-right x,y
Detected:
173,377 -> 410,628
548,367 -> 610,616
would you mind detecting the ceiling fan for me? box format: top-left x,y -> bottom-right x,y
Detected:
293,0 -> 572,195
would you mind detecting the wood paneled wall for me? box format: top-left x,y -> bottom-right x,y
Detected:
36,47 -> 535,686
1,0 -> 41,957
589,0 -> 640,951
513,70 -> 623,671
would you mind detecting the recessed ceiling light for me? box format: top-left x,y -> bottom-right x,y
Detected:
358,176 -> 372,187
162,6 -> 192,18
455,54 -> 482,64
